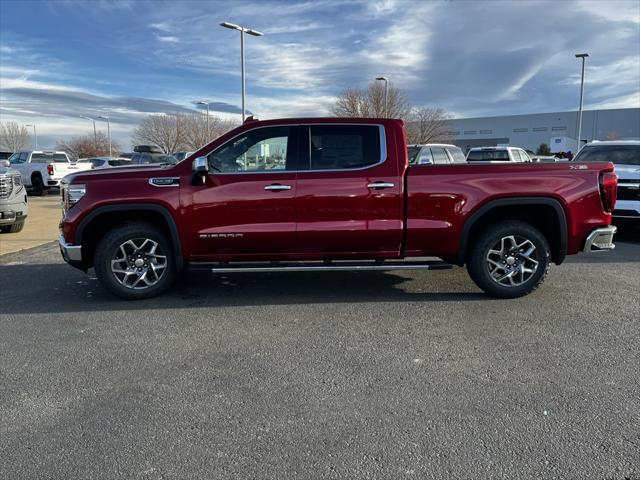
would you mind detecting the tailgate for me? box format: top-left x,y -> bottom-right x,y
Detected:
51,162 -> 92,179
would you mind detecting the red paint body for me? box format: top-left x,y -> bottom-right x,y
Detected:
60,117 -> 614,265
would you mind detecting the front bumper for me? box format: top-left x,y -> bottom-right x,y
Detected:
59,234 -> 84,269
582,226 -> 617,252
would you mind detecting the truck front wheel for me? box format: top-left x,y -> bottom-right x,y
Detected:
94,223 -> 176,300
467,221 -> 550,298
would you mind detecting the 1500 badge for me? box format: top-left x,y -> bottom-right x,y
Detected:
199,233 -> 244,239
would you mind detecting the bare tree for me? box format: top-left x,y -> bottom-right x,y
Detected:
405,107 -> 453,144
0,121 -> 31,152
131,114 -> 186,153
56,131 -> 121,159
331,81 -> 411,119
181,113 -> 237,151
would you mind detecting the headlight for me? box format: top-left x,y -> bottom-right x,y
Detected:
12,175 -> 22,187
63,183 -> 86,209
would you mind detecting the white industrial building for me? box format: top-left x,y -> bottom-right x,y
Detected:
446,107 -> 640,153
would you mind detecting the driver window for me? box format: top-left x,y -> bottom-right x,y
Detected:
208,127 -> 289,173
9,152 -> 24,164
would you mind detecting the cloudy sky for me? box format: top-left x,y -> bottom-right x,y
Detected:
1,0 -> 639,148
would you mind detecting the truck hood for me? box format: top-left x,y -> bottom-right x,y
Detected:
63,163 -> 176,184
614,163 -> 640,179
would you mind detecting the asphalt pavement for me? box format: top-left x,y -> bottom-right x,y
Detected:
1,225 -> 638,479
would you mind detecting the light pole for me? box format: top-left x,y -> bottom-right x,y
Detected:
81,116 -> 97,149
575,53 -> 589,153
197,101 -> 210,135
25,124 -> 37,149
376,77 -> 388,117
220,21 -> 263,121
98,116 -> 111,158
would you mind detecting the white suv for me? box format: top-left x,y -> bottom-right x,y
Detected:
408,144 -> 467,165
574,140 -> 640,221
466,146 -> 532,163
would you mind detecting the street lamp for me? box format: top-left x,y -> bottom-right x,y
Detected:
98,116 -> 111,158
25,124 -> 37,149
81,116 -> 97,148
220,21 -> 263,121
196,101 -> 210,135
575,53 -> 589,153
376,77 -> 388,117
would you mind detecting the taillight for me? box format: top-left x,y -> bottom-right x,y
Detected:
599,172 -> 617,213
47,164 -> 54,176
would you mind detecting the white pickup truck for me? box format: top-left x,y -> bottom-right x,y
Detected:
8,150 -> 92,195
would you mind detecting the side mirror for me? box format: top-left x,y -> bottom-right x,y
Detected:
191,156 -> 208,186
0,160 -> 9,168
192,156 -> 208,172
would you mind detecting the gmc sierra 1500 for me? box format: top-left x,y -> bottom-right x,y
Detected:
59,117 -> 617,300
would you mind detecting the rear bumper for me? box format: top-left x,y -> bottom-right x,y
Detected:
582,226 -> 617,252
59,234 -> 84,269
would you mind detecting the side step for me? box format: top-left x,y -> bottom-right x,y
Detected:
189,260 -> 452,273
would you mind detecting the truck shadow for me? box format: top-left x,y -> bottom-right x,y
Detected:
0,264 -> 488,315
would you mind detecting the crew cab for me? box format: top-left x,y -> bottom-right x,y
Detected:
59,117 -> 617,300
573,140 -> 639,221
408,144 -> 466,165
8,150 -> 92,195
467,146 -> 533,163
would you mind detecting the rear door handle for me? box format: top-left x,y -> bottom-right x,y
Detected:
367,182 -> 395,189
264,184 -> 292,191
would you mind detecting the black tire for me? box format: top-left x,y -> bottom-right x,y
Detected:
94,223 -> 176,300
31,175 -> 45,196
0,221 -> 25,233
467,220 -> 550,298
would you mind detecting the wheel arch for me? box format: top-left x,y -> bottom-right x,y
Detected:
457,197 -> 568,266
76,203 -> 183,270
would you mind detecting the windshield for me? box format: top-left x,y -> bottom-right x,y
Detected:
574,145 -> 639,166
467,150 -> 510,161
407,146 -> 421,164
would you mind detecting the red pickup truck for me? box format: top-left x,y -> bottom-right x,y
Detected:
59,117 -> 617,300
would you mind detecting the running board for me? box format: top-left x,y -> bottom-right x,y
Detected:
189,260 -> 452,273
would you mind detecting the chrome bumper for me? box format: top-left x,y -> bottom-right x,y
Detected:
59,234 -> 83,263
583,226 -> 617,252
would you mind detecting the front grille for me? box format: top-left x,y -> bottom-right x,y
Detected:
0,176 -> 13,199
617,185 -> 640,201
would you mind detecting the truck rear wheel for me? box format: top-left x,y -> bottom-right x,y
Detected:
467,221 -> 550,298
31,175 -> 45,196
94,223 -> 176,300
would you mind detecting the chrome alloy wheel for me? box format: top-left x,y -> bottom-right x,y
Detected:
486,235 -> 539,287
110,238 -> 167,289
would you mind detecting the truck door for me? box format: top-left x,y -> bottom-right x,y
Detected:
181,125 -> 302,259
294,123 -> 403,257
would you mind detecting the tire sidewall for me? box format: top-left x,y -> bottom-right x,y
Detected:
94,224 -> 176,300
469,221 -> 550,298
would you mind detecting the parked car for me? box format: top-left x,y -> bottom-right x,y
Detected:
173,151 -> 194,162
129,145 -> 177,165
8,150 -> 92,195
466,146 -> 533,163
408,144 -> 466,165
0,160 -> 28,233
59,117 -> 617,300
574,140 -> 639,221
78,157 -> 132,169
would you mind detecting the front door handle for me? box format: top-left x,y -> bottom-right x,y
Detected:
367,182 -> 395,189
264,184 -> 292,191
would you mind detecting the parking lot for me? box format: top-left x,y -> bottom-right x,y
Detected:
1,200 -> 639,479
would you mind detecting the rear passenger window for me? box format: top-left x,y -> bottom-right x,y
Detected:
446,147 -> 466,163
430,147 -> 450,165
309,125 -> 381,170
511,150 -> 521,162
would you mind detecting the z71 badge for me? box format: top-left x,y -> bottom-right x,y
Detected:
199,233 -> 244,239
